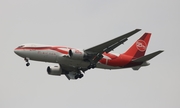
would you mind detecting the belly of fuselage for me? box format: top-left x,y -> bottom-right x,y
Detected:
25,49 -> 122,70
26,49 -> 90,68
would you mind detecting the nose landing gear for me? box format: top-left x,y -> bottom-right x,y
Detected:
26,62 -> 30,66
24,58 -> 30,66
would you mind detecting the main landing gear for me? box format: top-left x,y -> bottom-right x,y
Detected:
74,69 -> 84,79
24,58 -> 30,66
75,73 -> 84,79
73,63 -> 96,79
87,64 -> 96,69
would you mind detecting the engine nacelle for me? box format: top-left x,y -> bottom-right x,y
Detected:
47,66 -> 62,76
69,49 -> 86,60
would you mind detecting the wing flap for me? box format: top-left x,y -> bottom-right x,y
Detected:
65,72 -> 77,80
60,64 -> 88,80
132,66 -> 141,70
102,38 -> 128,53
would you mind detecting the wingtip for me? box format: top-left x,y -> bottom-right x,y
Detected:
159,50 -> 164,53
156,50 -> 164,55
136,29 -> 141,31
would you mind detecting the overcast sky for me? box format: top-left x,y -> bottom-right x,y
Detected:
0,0 -> 179,108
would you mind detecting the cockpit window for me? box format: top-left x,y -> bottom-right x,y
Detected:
17,45 -> 24,48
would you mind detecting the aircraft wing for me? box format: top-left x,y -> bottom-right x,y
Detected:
85,29 -> 141,53
60,29 -> 141,80
84,29 -> 141,63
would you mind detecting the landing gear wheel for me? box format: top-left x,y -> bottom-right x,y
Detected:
79,74 -> 84,78
91,64 -> 96,69
75,75 -> 79,79
74,74 -> 84,79
24,58 -> 30,67
26,62 -> 30,66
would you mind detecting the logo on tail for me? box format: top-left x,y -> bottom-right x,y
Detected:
136,40 -> 147,52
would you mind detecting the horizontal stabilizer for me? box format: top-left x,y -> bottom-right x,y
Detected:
132,50 -> 164,62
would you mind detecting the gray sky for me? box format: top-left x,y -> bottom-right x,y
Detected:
0,0 -> 179,108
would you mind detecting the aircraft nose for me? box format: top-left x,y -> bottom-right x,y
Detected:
14,45 -> 25,57
14,48 -> 22,56
14,48 -> 19,54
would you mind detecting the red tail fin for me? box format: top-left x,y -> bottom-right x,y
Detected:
124,33 -> 151,58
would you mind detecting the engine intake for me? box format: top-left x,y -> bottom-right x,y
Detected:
47,66 -> 62,76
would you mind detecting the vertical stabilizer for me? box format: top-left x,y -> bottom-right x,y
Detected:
124,33 -> 151,58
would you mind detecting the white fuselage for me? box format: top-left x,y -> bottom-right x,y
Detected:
14,44 -> 121,69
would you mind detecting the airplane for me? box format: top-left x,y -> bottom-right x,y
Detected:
14,29 -> 163,80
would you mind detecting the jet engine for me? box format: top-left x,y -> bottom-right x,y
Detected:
47,66 -> 62,76
69,49 -> 87,60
